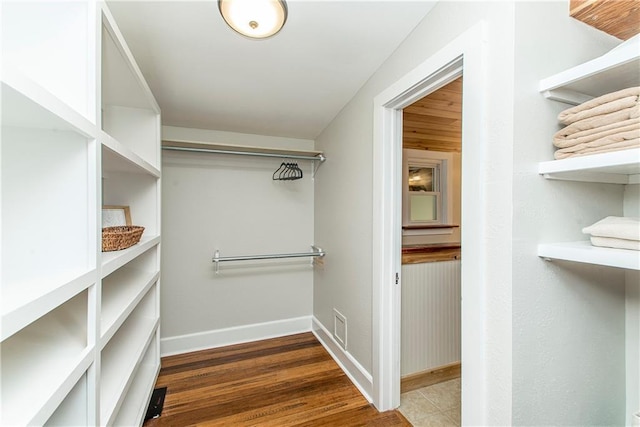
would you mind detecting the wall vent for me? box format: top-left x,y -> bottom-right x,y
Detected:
333,308 -> 347,350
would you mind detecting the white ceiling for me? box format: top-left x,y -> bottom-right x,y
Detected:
108,1 -> 436,140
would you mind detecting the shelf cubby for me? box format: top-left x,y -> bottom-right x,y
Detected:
101,235 -> 161,279
1,269 -> 95,342
1,123 -> 97,337
0,291 -> 93,426
100,286 -> 159,426
103,170 -> 160,235
1,1 -> 96,121
1,71 -> 96,137
44,373 -> 89,427
101,8 -> 161,170
101,130 -> 161,178
112,335 -> 161,427
102,247 -> 160,346
102,105 -> 160,167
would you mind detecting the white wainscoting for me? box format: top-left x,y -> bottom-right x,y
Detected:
401,260 -> 461,376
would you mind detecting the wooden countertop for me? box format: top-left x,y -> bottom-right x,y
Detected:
402,243 -> 461,264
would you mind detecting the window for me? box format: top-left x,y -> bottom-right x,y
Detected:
402,149 -> 454,233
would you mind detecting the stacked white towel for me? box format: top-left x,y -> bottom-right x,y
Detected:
553,87 -> 640,160
582,216 -> 640,251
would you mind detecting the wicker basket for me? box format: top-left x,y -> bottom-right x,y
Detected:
102,226 -> 145,252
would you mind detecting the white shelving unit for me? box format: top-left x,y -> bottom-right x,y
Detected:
1,2 -> 161,426
538,38 -> 640,269
538,37 -> 640,426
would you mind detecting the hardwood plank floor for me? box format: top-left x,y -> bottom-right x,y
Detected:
144,333 -> 410,426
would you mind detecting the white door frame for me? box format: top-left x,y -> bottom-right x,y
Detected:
372,22 -> 488,423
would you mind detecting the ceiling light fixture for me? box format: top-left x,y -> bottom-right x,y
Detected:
218,0 -> 288,39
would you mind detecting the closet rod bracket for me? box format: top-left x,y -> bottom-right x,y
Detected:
312,155 -> 326,179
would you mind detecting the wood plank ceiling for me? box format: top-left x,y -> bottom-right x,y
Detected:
403,77 -> 462,153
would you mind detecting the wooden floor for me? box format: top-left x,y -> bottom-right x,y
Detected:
144,332 -> 410,426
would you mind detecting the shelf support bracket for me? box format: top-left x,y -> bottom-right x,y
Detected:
541,88 -> 593,106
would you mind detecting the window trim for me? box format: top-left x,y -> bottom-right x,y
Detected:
402,148 -> 455,234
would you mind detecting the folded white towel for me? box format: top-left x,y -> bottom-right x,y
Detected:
590,236 -> 640,251
557,105 -> 640,136
553,117 -> 640,148
558,87 -> 640,125
554,138 -> 640,159
582,216 -> 640,241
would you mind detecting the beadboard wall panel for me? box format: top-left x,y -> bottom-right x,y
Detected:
401,260 -> 461,376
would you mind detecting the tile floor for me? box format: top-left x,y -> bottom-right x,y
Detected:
398,378 -> 461,426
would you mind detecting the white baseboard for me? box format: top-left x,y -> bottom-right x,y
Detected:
160,315 -> 312,357
312,316 -> 373,402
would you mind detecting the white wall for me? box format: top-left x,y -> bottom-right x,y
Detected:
315,2 -> 517,423
512,2 -> 626,425
315,0 -> 515,375
160,126 -> 316,355
314,0 -> 629,425
625,183 -> 640,425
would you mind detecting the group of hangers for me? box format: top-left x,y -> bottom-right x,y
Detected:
273,162 -> 303,181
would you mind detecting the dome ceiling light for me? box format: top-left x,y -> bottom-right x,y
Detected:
218,0 -> 288,39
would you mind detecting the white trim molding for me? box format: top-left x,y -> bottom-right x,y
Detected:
312,317 -> 373,403
160,315 -> 312,357
372,21 -> 492,424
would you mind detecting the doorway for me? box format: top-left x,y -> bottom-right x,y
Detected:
397,77 -> 463,426
372,22 -> 488,424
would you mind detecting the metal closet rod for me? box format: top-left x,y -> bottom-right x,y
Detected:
213,246 -> 325,263
162,145 -> 326,162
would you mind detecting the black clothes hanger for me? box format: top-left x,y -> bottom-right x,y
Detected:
273,162 -> 286,180
273,162 -> 303,181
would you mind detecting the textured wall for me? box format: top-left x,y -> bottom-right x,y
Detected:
314,0 -> 630,425
512,2 -> 625,425
314,2 -> 517,423
625,184 -> 640,423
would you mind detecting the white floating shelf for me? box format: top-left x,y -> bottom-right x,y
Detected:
539,241 -> 640,270
101,235 -> 161,278
539,148 -> 640,184
1,66 -> 96,136
539,37 -> 640,105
